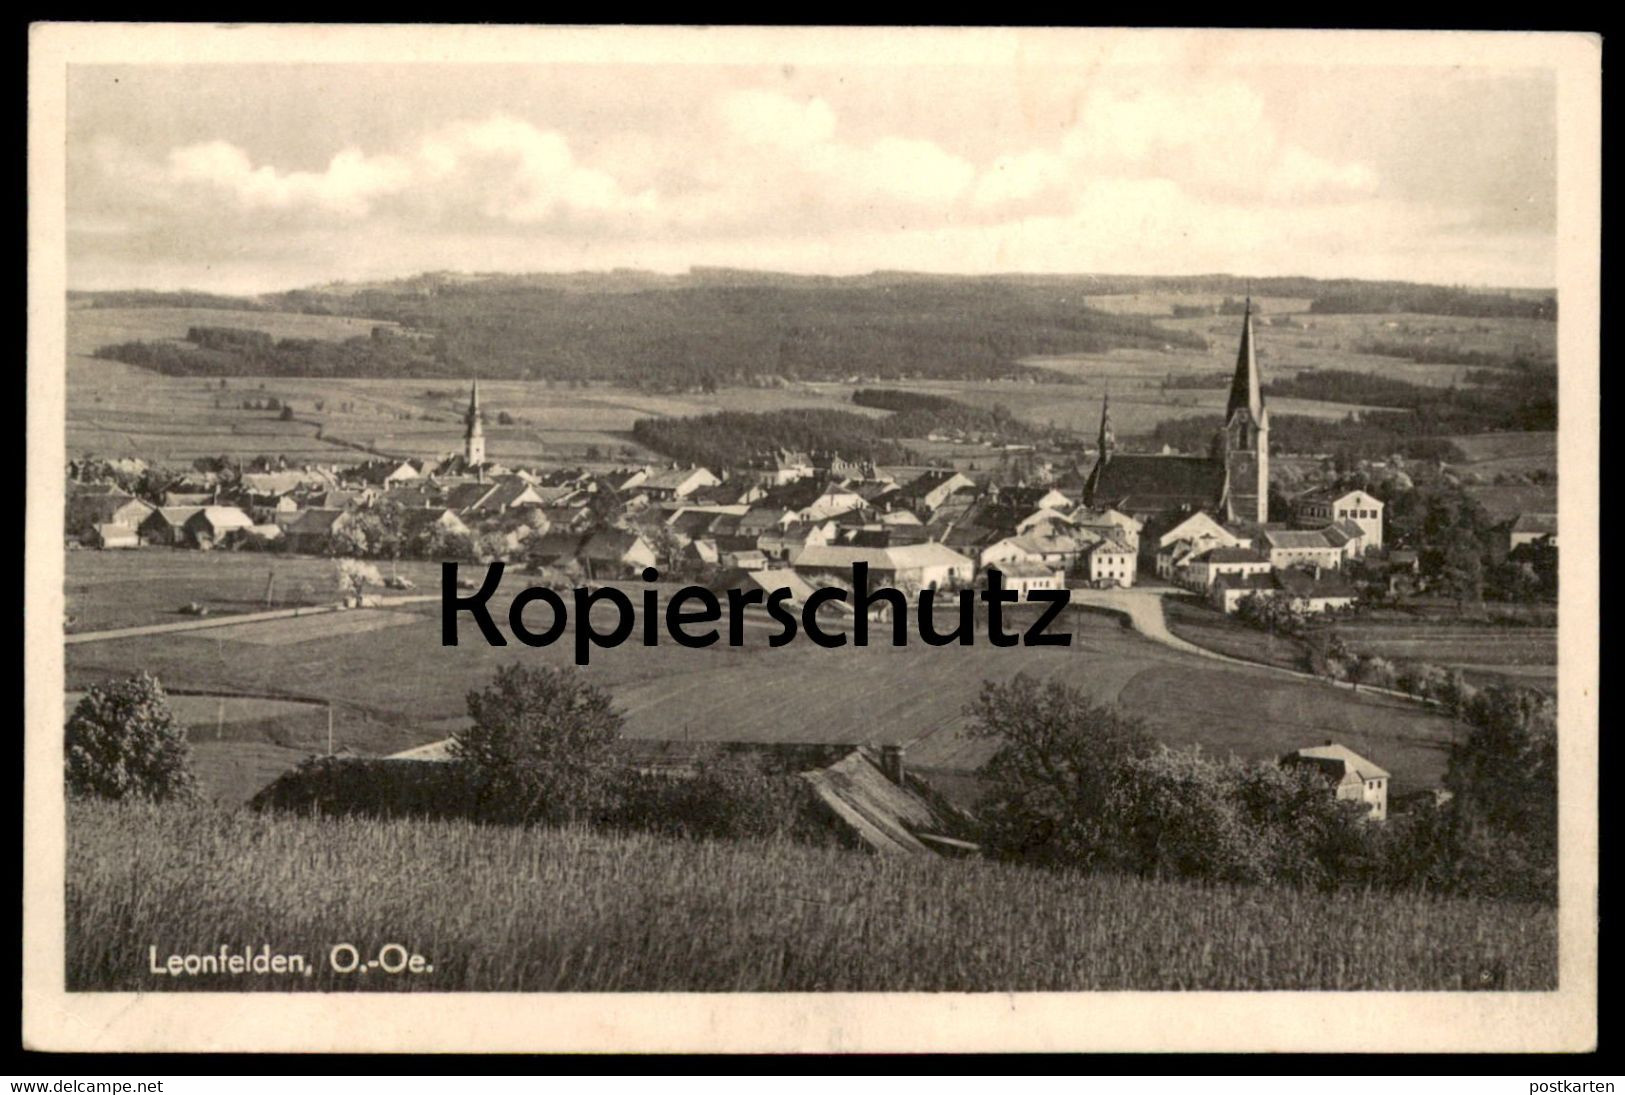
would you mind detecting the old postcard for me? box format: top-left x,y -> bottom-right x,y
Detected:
24,24 -> 1599,1053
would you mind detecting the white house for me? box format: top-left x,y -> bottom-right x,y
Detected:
1281,743 -> 1390,821
1293,488 -> 1384,551
1079,536 -> 1136,587
982,560 -> 1064,597
1181,546 -> 1272,591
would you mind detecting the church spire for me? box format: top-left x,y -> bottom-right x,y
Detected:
464,376 -> 486,467
1097,389 -> 1115,463
1226,297 -> 1264,425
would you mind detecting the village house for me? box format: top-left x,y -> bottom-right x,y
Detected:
138,505 -> 204,547
182,505 -> 257,550
354,458 -> 422,489
894,470 -> 976,516
1260,527 -> 1347,572
1070,506 -> 1144,555
759,519 -> 839,562
982,559 -> 1066,597
283,507 -> 352,554
1281,742 -> 1390,821
1209,566 -> 1359,615
1078,533 -> 1137,587
742,449 -> 815,487
1179,545 -> 1273,591
90,523 -> 140,550
67,490 -> 155,540
979,529 -> 1086,571
1292,487 -> 1385,551
638,465 -> 722,502
1504,512 -> 1558,553
791,541 -> 975,592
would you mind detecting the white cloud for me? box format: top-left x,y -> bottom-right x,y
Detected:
167,140 -> 412,216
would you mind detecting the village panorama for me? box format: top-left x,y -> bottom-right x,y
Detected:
51,49 -> 1567,1001
62,274 -> 1560,993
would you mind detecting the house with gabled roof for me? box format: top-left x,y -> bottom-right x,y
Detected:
1281,742 -> 1391,820
183,506 -> 257,549
139,506 -> 204,546
67,491 -> 155,539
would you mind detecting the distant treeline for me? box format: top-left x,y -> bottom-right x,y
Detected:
849,388 -> 1044,441
93,324 -> 450,378
1145,364 -> 1556,460
1309,286 -> 1555,320
1355,339 -> 1555,370
631,409 -> 914,467
1261,368 -> 1556,435
70,289 -> 274,312
1145,415 -> 1468,465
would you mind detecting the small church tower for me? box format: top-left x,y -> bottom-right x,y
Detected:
463,377 -> 486,468
1219,299 -> 1269,523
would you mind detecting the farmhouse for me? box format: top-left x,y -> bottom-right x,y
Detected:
67,491 -> 155,539
639,465 -> 722,501
1504,512 -> 1558,552
1077,534 -> 1137,587
138,506 -> 204,547
90,523 -> 140,550
1179,545 -> 1271,591
791,541 -> 975,591
1071,506 -> 1143,555
1281,743 -> 1390,821
984,560 -> 1065,597
182,506 -> 257,549
1260,528 -> 1347,572
1209,567 -> 1359,614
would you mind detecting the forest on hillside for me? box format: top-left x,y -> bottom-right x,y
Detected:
85,278 -> 1211,388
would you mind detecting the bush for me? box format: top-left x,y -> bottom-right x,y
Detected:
605,751 -> 835,845
452,665 -> 624,825
65,673 -> 198,803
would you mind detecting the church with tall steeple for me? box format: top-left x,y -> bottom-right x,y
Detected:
1083,299 -> 1269,525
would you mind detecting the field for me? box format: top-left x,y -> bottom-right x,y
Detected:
67,800 -> 1558,991
1079,297 -> 1555,388
1333,620 -> 1557,693
66,552 -> 1461,805
1161,596 -> 1312,674
1161,591 -> 1556,695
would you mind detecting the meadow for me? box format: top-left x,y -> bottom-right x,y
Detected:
66,799 -> 1558,992
66,552 -> 1461,805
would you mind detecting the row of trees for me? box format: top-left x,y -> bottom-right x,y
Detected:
69,656 -> 1557,906
968,672 -> 1557,902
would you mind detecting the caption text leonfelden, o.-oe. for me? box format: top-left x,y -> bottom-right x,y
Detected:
441,562 -> 1073,666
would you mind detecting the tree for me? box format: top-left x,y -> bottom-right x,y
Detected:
452,665 -> 624,825
967,673 -> 1154,869
66,673 -> 198,802
335,558 -> 382,603
279,404 -> 295,420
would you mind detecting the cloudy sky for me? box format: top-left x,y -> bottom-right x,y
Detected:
66,60 -> 1556,293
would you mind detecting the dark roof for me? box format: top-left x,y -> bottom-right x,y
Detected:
1198,546 -> 1269,564
581,530 -> 646,562
1510,513 -> 1558,535
1086,454 -> 1225,515
1275,567 -> 1359,600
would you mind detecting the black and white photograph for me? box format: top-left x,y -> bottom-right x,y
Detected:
24,24 -> 1599,1054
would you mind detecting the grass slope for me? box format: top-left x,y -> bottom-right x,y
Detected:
68,801 -> 1556,992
